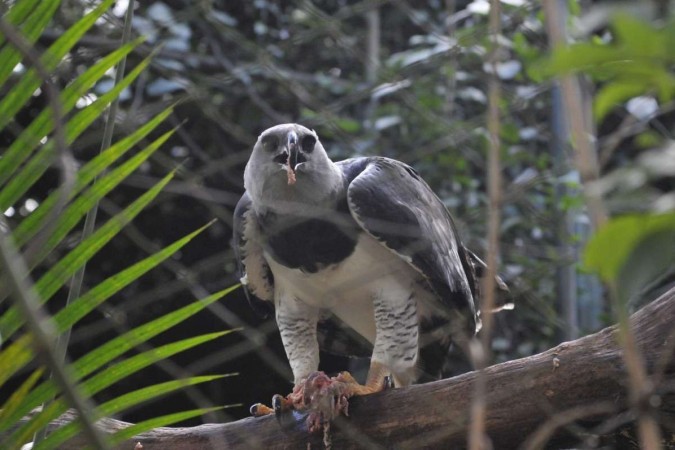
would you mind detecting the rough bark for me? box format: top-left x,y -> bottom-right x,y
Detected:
9,288 -> 675,449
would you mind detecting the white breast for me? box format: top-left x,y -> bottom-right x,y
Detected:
265,233 -> 431,344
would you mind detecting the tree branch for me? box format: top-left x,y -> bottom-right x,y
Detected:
8,288 -> 675,449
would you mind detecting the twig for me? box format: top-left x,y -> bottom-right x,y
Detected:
542,2 -> 606,230
202,29 -> 289,124
599,101 -> 675,168
443,0 -> 458,117
521,402 -> 617,450
468,1 -> 502,449
58,0 -> 136,360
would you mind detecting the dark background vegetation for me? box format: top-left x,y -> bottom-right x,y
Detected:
2,0 -> 673,429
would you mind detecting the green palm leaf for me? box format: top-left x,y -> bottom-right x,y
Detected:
0,0 -> 43,48
1,1 -> 241,446
0,221 -> 215,395
35,375 -> 234,449
12,107 -> 175,248
22,128 -> 177,265
0,0 -> 115,129
52,222 -> 217,334
0,286 -> 238,432
0,369 -> 44,426
5,332 -> 233,447
0,39 -> 143,187
0,55 -> 153,212
110,406 -> 226,446
72,288 -> 237,383
0,335 -> 33,388
0,0 -> 60,87
100,375 -> 235,417
0,170 -> 175,340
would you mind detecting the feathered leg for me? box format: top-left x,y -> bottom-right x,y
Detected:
299,291 -> 418,431
250,291 -> 319,418
251,290 -> 418,433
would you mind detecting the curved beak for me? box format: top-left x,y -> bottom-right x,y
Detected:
287,130 -> 298,169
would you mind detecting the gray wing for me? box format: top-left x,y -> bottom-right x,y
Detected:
345,157 -> 478,332
233,192 -> 274,318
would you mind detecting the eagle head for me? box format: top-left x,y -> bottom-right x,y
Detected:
244,124 -> 343,211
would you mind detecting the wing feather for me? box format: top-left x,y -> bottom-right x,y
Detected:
233,192 -> 274,317
345,157 -> 477,331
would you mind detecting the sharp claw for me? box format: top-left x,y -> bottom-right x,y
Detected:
337,394 -> 349,417
257,371 -> 370,432
272,394 -> 285,418
272,393 -> 306,430
272,394 -> 283,412
303,377 -> 312,406
250,403 -> 268,417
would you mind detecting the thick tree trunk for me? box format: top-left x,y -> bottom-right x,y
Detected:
10,288 -> 675,449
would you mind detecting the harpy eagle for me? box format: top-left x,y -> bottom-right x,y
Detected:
234,123 -> 502,425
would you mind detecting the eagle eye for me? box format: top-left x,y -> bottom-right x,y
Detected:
261,135 -> 279,152
301,135 -> 316,153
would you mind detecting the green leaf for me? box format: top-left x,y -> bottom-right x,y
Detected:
0,222 -> 213,395
336,117 -> 361,133
109,406 -> 226,446
1,0 -> 41,26
616,227 -> 675,305
613,14 -> 670,60
52,221 -> 215,333
0,368 -> 44,426
535,14 -> 675,93
0,0 -> 116,131
72,105 -> 173,196
0,0 -> 60,88
635,130 -> 663,149
584,212 -> 675,281
0,286 -> 238,431
7,332 -> 232,447
567,0 -> 581,17
534,43 -> 620,79
35,375 -> 232,449
0,39 -> 143,187
12,108 -> 175,248
500,122 -> 520,144
0,335 -> 33,387
0,0 -> 42,47
33,169 -> 171,299
100,375 -> 234,416
83,331 -> 233,395
512,31 -> 540,65
22,128 -> 177,263
72,287 -> 238,381
0,56 -> 153,212
594,81 -> 646,121
0,171 -> 175,340
65,58 -> 153,142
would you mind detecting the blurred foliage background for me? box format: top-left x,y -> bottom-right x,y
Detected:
1,0 -> 673,431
